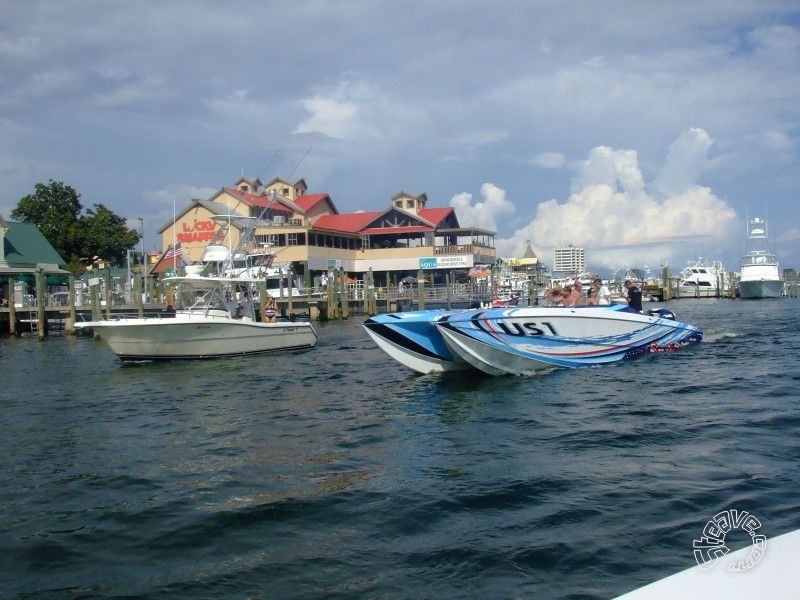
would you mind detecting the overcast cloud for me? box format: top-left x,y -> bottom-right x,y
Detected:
1,1 -> 799,273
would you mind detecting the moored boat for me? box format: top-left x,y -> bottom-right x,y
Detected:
739,217 -> 783,299
676,258 -> 729,298
75,273 -> 317,360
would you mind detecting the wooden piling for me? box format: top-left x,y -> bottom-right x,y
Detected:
7,275 -> 17,335
326,269 -> 337,319
365,268 -> 377,315
339,267 -> 349,319
661,266 -> 671,301
35,269 -> 46,339
65,275 -> 76,334
90,278 -> 102,322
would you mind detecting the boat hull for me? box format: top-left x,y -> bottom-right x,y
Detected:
437,305 -> 702,376
362,310 -> 473,373
76,314 -> 317,360
675,285 -> 726,298
739,279 -> 784,299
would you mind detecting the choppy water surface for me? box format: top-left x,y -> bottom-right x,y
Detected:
1,299 -> 799,599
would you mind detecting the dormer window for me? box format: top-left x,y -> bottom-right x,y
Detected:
406,200 -> 414,209
394,200 -> 403,208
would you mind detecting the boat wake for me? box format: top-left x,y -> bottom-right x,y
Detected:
700,331 -> 741,343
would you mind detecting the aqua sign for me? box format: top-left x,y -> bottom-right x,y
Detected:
419,258 -> 437,269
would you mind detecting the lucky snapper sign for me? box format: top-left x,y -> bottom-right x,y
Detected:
176,219 -> 217,243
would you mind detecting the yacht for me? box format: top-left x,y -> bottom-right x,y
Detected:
676,258 -> 729,298
739,217 -> 783,299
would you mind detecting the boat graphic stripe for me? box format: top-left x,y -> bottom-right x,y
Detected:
363,321 -> 448,361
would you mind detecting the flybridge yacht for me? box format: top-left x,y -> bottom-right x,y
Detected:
676,258 -> 729,298
739,217 -> 783,299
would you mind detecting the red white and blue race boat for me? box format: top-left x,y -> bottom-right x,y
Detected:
363,304 -> 701,376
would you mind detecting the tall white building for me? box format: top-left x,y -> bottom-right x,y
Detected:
553,245 -> 586,276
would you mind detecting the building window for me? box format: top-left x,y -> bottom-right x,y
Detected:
394,200 -> 402,208
406,200 -> 414,209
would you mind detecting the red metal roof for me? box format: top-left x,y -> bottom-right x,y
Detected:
359,225 -> 433,235
314,212 -> 381,233
222,187 -> 292,213
418,207 -> 455,226
295,193 -> 332,212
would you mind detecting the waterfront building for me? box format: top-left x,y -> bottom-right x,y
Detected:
552,245 -> 586,278
157,177 -> 497,286
1,214 -> 69,307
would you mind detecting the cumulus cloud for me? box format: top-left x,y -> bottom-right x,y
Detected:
497,129 -> 738,271
651,128 -> 714,198
449,183 -> 516,232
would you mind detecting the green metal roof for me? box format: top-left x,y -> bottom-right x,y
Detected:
2,221 -> 66,265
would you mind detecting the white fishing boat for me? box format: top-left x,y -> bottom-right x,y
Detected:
75,271 -> 317,360
739,217 -> 784,299
363,305 -> 701,376
676,258 -> 729,298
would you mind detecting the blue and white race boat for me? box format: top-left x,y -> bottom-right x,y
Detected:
363,309 -> 474,373
363,304 -> 701,376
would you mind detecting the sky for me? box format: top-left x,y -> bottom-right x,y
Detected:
2,0 -> 800,277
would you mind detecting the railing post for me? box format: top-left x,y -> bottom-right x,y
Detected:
35,268 -> 46,339
417,270 -> 425,310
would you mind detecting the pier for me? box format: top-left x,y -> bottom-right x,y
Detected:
1,271 -> 498,337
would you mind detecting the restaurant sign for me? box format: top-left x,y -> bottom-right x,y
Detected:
419,256 -> 471,270
177,219 -> 217,243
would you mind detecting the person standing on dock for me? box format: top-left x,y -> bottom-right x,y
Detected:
624,279 -> 643,312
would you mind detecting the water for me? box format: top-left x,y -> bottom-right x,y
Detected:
1,299 -> 799,599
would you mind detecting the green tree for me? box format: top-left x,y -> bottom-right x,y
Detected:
11,180 -> 84,263
11,179 -> 141,272
80,204 -> 140,266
